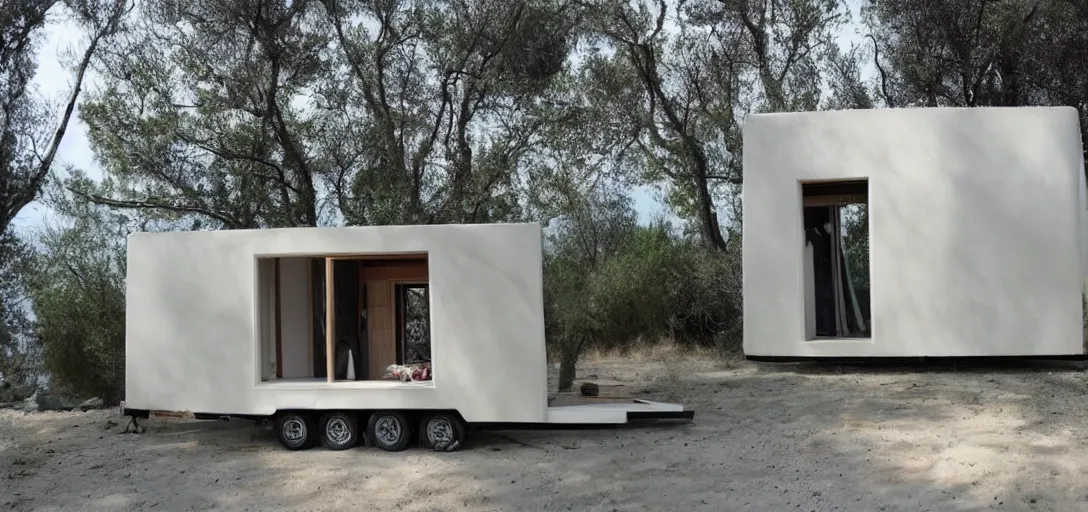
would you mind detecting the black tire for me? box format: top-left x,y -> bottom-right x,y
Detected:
274,412 -> 316,450
419,414 -> 466,452
320,411 -> 360,450
367,411 -> 412,452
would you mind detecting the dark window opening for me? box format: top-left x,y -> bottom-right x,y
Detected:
802,179 -> 871,339
396,284 -> 431,365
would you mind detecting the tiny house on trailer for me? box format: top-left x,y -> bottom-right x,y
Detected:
122,222 -> 692,451
742,106 -> 1088,360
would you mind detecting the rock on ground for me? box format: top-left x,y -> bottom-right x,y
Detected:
579,381 -> 599,396
0,382 -> 31,404
33,393 -> 80,412
79,397 -> 106,411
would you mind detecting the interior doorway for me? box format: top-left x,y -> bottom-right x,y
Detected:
801,180 -> 871,339
256,253 -> 432,383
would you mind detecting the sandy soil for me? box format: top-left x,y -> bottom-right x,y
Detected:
3,351 -> 1088,512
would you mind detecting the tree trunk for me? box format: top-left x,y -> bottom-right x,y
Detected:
557,338 -> 583,392
688,139 -> 728,252
694,170 -> 727,252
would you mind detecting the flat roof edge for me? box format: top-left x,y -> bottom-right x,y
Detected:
745,105 -> 1078,119
126,221 -> 543,239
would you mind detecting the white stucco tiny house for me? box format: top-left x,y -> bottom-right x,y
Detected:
742,106 -> 1087,360
122,222 -> 690,451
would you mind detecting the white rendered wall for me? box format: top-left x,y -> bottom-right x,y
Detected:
125,223 -> 547,422
743,107 -> 1086,358
277,257 -> 312,379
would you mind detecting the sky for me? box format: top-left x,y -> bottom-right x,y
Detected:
11,1 -> 868,235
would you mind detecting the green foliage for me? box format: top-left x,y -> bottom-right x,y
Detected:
578,222 -> 677,351
865,0 -> 1088,109
1083,294 -> 1088,355
1,0 -> 129,390
542,184 -> 742,388
0,0 -> 54,236
1,0 -> 127,236
575,0 -> 851,249
0,232 -> 39,387
841,204 -> 869,315
28,200 -> 129,404
666,238 -> 743,353
77,0 -> 579,229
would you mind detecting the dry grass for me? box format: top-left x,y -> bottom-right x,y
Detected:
583,339 -> 729,365
579,341 -> 731,401
547,340 -> 733,399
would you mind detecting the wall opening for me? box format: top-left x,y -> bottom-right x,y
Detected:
396,283 -> 431,364
802,179 -> 871,340
256,258 -> 279,381
257,253 -> 433,385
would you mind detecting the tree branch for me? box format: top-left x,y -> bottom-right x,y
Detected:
867,33 -> 895,108
7,1 -> 128,231
69,189 -> 245,229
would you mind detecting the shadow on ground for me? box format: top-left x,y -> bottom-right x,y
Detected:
754,358 -> 1088,375
3,356 -> 1087,511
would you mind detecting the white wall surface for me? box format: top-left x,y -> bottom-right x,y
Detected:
743,107 -> 1086,357
125,223 -> 547,422
277,258 -> 312,379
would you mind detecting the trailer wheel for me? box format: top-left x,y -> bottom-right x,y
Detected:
419,414 -> 466,452
367,411 -> 412,452
320,412 -> 360,450
275,412 -> 316,450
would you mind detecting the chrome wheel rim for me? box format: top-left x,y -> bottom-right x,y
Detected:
282,418 -> 306,443
426,418 -> 454,445
326,417 -> 351,445
375,416 -> 401,445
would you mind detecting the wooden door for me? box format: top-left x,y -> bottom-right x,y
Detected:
367,281 -> 396,378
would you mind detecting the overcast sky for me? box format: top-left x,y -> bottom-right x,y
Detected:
11,1 -> 867,234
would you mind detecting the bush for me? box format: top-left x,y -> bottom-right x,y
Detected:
582,222 -> 676,352
666,240 -> 743,353
543,217 -> 676,389
32,262 -> 126,403
544,212 -> 744,389
0,232 -> 40,388
28,208 -> 128,404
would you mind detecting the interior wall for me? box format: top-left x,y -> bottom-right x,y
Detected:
257,258 -> 276,381
309,259 -> 326,378
367,280 -> 395,378
278,258 -> 312,378
743,107 -> 1085,358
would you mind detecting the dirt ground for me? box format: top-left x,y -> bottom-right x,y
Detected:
3,350 -> 1088,512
